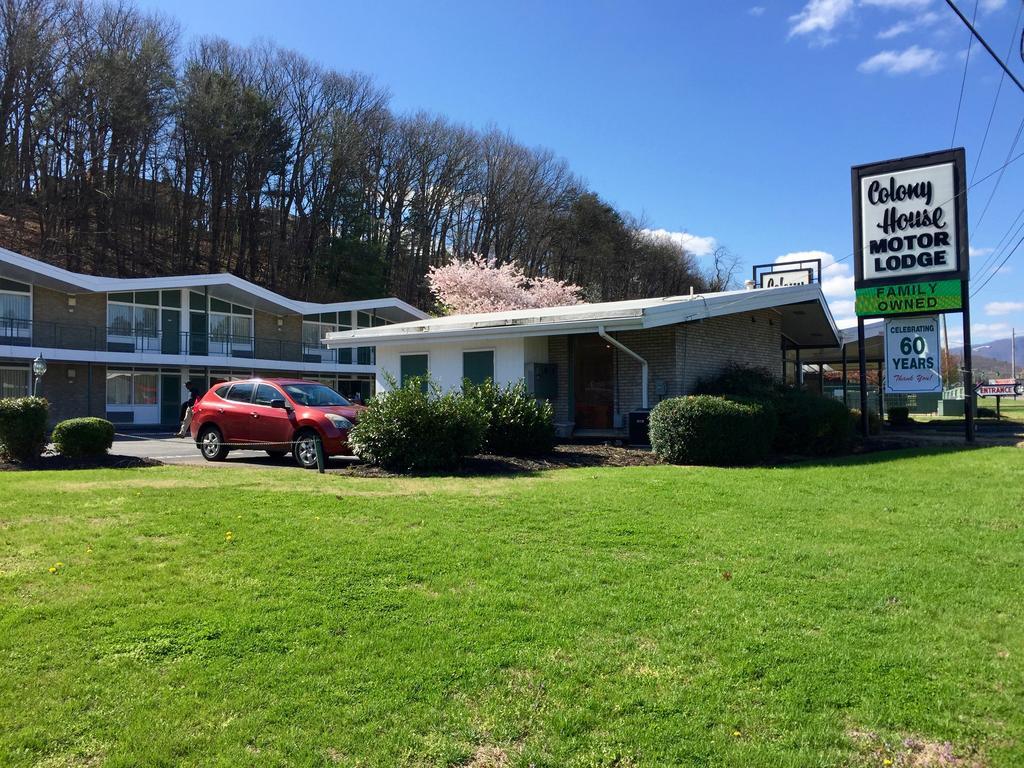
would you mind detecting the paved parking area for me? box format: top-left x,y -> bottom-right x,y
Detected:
111,432 -> 358,469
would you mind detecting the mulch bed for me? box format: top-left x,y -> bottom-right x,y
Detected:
332,443 -> 662,477
0,454 -> 162,472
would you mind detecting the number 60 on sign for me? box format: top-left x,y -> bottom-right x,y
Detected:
884,316 -> 942,394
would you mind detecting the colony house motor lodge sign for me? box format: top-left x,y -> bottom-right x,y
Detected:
853,148 -> 969,317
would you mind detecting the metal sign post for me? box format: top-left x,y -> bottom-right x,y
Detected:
850,147 -> 972,442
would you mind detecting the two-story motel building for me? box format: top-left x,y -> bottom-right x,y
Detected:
0,247 -> 426,426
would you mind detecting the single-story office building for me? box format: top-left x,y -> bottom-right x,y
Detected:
0,247 -> 426,425
326,284 -> 841,437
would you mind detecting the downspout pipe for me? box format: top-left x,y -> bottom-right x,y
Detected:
597,325 -> 649,410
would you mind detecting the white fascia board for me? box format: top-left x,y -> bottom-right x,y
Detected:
0,343 -> 377,374
325,315 -> 647,347
0,246 -> 425,319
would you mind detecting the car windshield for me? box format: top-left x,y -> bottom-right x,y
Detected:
282,383 -> 351,407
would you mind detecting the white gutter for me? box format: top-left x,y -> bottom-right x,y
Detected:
597,325 -> 649,410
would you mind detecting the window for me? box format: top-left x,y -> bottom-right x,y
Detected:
206,299 -> 253,356
254,383 -> 282,406
356,346 -> 375,365
463,350 -> 494,386
226,382 -> 255,403
133,372 -> 158,406
215,384 -> 231,398
0,367 -> 30,398
400,354 -> 428,390
0,279 -> 31,340
281,382 -> 349,407
106,371 -> 133,406
107,292 -> 160,349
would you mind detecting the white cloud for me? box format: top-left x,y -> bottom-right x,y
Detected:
858,45 -> 943,75
980,0 -> 1006,12
877,21 -> 912,38
749,6 -> 766,16
984,301 -> 1024,316
969,246 -> 994,258
860,0 -> 931,8
788,0 -> 854,40
972,322 -> 1010,341
640,228 -> 718,257
775,250 -> 856,321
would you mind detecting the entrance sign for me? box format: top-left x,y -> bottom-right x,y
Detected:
853,149 -> 969,297
976,383 -> 1019,397
854,278 -> 963,316
851,148 -> 974,441
759,268 -> 812,288
884,316 -> 941,394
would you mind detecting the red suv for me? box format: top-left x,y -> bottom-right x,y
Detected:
190,378 -> 363,468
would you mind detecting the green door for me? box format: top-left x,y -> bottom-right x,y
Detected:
161,309 -> 181,355
189,311 -> 208,356
160,374 -> 182,426
400,354 -> 428,391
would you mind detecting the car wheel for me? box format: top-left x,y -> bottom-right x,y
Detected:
266,450 -> 287,460
198,426 -> 229,462
293,429 -> 322,469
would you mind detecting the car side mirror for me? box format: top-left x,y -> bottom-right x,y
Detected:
270,398 -> 289,410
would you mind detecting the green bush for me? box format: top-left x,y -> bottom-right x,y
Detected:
888,406 -> 911,428
349,376 -> 488,472
52,417 -> 115,458
463,379 -> 555,456
0,397 -> 49,462
693,364 -> 783,399
649,395 -> 776,466
977,406 -> 998,418
849,408 -> 881,436
775,390 -> 852,455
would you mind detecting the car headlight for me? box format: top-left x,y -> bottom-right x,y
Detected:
325,414 -> 354,430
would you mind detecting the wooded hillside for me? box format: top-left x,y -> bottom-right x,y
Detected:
0,0 -> 733,308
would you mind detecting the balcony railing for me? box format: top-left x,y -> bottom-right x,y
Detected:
0,319 -> 352,365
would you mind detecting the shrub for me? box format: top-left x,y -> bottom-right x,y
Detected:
463,379 -> 555,456
692,364 -> 783,399
649,395 -> 776,466
977,406 -> 998,418
849,408 -> 881,436
774,390 -> 852,455
0,397 -> 49,462
888,406 -> 911,428
349,376 -> 488,472
52,417 -> 115,458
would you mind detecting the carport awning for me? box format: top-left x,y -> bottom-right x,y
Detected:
794,321 -> 885,364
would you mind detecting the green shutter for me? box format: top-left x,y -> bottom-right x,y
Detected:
135,290 -> 160,306
400,354 -> 428,391
463,350 -> 494,386
190,291 -> 207,311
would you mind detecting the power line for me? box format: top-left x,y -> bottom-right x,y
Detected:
942,0 -> 1024,96
950,0 -> 980,148
972,205 -> 1024,288
971,113 -> 1024,234
970,2 -> 1024,184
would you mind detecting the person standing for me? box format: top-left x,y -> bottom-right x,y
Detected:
177,381 -> 201,438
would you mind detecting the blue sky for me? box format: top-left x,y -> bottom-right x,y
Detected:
137,0 -> 1024,343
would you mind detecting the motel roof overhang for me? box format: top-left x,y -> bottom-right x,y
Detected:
325,283 -> 843,350
794,320 -> 885,365
0,246 -> 428,322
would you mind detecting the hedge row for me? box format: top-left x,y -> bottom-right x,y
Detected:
349,377 -> 555,471
0,398 -> 115,463
650,365 -> 856,466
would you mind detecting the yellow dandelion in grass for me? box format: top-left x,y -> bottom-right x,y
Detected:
225,530 -> 234,543
86,547 -> 93,554
56,562 -> 64,567
732,731 -> 741,737
883,760 -> 892,766
48,566 -> 57,574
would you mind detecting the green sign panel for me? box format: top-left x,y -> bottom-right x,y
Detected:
855,278 -> 962,317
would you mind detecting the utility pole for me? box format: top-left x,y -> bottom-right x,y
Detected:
1013,327 -> 1017,394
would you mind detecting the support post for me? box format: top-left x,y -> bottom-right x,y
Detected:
842,344 -> 849,408
877,360 -> 884,420
961,282 -> 975,443
315,434 -> 325,474
858,317 -> 869,437
597,325 -> 648,410
819,363 -> 825,396
795,348 -> 803,389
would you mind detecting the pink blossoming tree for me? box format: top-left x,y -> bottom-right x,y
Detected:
427,254 -> 583,314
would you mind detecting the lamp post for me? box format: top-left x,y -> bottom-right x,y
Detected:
32,355 -> 47,396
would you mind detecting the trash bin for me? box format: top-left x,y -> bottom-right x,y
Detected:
627,411 -> 650,446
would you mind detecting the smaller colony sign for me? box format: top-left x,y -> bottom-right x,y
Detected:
884,316 -> 941,394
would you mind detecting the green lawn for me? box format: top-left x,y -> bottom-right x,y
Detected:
977,396 -> 1024,422
1,449 -> 1022,767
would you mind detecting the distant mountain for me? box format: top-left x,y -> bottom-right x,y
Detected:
951,335 -> 1023,379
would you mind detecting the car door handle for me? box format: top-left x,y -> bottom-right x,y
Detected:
250,412 -> 259,418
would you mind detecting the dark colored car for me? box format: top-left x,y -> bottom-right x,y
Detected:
190,378 -> 363,468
